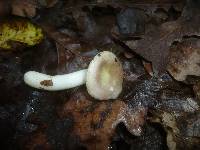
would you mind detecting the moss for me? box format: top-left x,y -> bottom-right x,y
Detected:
0,19 -> 44,49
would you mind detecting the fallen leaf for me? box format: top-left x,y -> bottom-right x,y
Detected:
22,131 -> 51,150
55,42 -> 69,73
58,88 -> 146,150
167,38 -> 200,81
0,19 -> 44,49
11,0 -> 37,18
44,26 -> 82,51
38,0 -> 58,8
72,8 -> 115,46
193,82 -> 200,101
166,130 -> 177,150
149,110 -> 200,150
0,0 -> 11,18
177,112 -> 200,137
142,61 -> 153,76
116,8 -> 145,36
125,0 -> 200,74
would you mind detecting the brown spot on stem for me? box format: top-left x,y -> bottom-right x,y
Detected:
40,80 -> 53,86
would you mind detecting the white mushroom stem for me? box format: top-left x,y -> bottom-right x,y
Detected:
24,69 -> 87,91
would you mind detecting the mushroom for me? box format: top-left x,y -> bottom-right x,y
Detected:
24,51 -> 123,100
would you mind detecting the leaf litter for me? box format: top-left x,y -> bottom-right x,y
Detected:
0,0 -> 200,150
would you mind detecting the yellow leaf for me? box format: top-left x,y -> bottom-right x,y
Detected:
0,19 -> 44,49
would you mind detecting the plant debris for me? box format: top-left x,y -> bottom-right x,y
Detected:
58,88 -> 146,150
168,38 -> 200,81
0,19 -> 43,49
125,0 -> 200,74
11,0 -> 37,18
0,0 -> 200,150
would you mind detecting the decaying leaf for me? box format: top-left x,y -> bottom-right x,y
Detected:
167,38 -> 200,81
149,110 -> 200,150
1,1 -> 200,149
58,88 -> 146,150
193,82 -> 200,101
144,73 -> 200,149
72,8 -> 115,46
116,8 -> 145,36
38,0 -> 58,8
11,0 -> 37,18
23,131 -> 51,150
11,0 -> 59,18
0,19 -> 43,49
156,112 -> 179,150
125,0 -> 200,74
142,61 -> 153,76
0,1 -> 10,18
166,130 -> 176,150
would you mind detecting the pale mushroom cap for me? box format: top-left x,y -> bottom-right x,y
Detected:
86,51 -> 123,100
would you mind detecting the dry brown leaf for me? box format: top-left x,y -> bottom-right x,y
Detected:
11,0 -> 58,18
22,131 -> 51,150
125,0 -> 200,74
149,110 -> 200,150
167,38 -> 200,81
193,82 -> 200,101
58,88 -> 146,150
0,1 -> 11,17
143,61 -> 153,76
72,8 -> 115,46
38,0 -> 58,8
11,0 -> 37,18
43,26 -> 81,51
